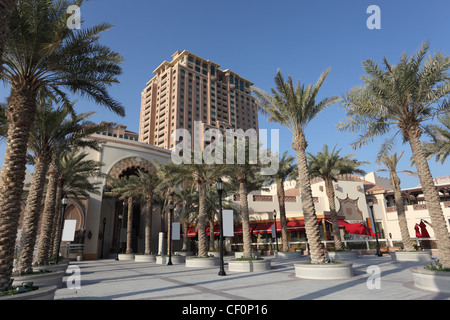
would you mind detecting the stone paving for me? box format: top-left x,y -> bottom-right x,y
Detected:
55,255 -> 450,301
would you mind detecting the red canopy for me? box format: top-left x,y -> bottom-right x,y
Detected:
339,221 -> 378,237
415,224 -> 422,238
419,221 -> 430,238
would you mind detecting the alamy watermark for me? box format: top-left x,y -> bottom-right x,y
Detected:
171,121 -> 279,175
366,5 -> 381,30
67,5 -> 81,30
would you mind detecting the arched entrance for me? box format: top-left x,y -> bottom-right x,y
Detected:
106,157 -> 155,254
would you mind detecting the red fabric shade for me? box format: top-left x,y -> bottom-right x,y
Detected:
419,221 -> 430,238
339,220 -> 378,237
415,224 -> 422,238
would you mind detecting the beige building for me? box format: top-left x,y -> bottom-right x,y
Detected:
139,50 -> 259,150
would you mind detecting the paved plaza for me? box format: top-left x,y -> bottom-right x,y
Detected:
55,255 -> 449,301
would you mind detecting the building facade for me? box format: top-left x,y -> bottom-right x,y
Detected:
139,50 -> 259,150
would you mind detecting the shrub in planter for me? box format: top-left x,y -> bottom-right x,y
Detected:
12,270 -> 65,288
294,261 -> 353,279
0,283 -> 57,300
410,260 -> 450,293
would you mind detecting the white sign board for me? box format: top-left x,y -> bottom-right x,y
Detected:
223,210 -> 234,237
172,222 -> 181,240
61,220 -> 77,242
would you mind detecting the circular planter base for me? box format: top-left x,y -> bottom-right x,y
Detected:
185,257 -> 220,268
274,251 -> 303,259
326,251 -> 358,260
0,285 -> 57,300
118,254 -> 135,261
175,251 -> 194,256
391,251 -> 432,262
12,270 -> 65,288
155,255 -> 186,265
410,266 -> 450,293
235,252 -> 261,259
295,262 -> 353,280
134,255 -> 156,262
228,259 -> 271,272
32,260 -> 69,273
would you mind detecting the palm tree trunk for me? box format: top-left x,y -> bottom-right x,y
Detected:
0,84 -> 37,291
197,182 -> 208,257
15,155 -> 50,274
390,171 -> 415,251
239,180 -> 252,259
144,197 -> 153,254
209,217 -> 215,251
293,133 -> 325,263
35,160 -> 59,265
0,0 -> 15,75
408,129 -> 450,268
276,180 -> 289,252
324,179 -> 344,251
50,181 -> 64,258
126,196 -> 133,254
182,221 -> 189,251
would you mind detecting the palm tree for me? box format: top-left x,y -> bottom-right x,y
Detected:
0,0 -> 15,74
106,176 -> 136,255
0,0 -> 123,290
253,69 -> 340,263
119,169 -> 159,255
378,151 -> 416,251
35,150 -> 103,265
337,42 -> 450,268
174,186 -> 198,251
307,145 -> 367,251
160,156 -> 227,257
267,151 -> 297,252
16,100 -> 104,274
423,111 -> 450,164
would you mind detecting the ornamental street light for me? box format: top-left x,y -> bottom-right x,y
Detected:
55,195 -> 68,264
116,200 -> 126,261
216,178 -> 226,276
368,200 -> 382,257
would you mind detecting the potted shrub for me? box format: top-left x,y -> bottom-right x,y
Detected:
410,260 -> 450,293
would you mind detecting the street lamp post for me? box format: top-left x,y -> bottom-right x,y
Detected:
55,195 -> 68,264
167,201 -> 174,265
216,178 -> 226,276
273,210 -> 279,252
368,200 -> 382,257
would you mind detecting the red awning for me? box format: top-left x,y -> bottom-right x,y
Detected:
339,220 -> 377,236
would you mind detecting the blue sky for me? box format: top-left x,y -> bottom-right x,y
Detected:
1,0 -> 450,188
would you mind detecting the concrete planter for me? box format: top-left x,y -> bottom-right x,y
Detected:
175,251 -> 194,256
32,260 -> 69,273
118,253 -> 135,261
326,251 -> 358,260
155,255 -> 186,264
235,252 -> 261,259
295,262 -> 353,280
0,285 -> 57,300
274,251 -> 303,259
12,270 -> 65,288
134,254 -> 156,262
410,267 -> 450,293
390,251 -> 432,262
228,259 -> 272,272
185,257 -> 219,268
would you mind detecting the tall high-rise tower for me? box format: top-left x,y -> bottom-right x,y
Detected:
139,50 -> 258,150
